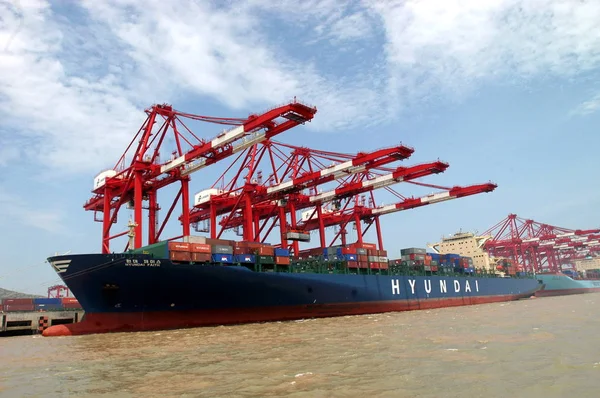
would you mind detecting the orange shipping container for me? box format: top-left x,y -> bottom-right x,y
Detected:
190,243 -> 211,253
168,241 -> 191,252
257,246 -> 275,256
378,262 -> 389,270
347,261 -> 359,269
192,253 -> 211,262
362,243 -> 377,249
170,251 -> 191,262
275,256 -> 290,265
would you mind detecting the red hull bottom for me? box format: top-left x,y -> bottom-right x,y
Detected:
535,287 -> 600,297
42,294 -> 531,337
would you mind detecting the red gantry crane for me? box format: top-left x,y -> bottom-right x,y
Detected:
84,99 -> 498,256
482,214 -> 600,272
185,139 -> 497,255
84,99 -> 318,253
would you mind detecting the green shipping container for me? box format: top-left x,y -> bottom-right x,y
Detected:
258,255 -> 275,264
129,241 -> 169,258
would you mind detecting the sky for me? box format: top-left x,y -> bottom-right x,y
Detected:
1,0 -> 600,295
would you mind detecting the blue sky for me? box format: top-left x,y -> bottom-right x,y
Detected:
1,0 -> 599,294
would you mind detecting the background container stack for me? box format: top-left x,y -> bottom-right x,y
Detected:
1,297 -> 83,312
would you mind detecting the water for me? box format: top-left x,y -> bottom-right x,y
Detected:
1,294 -> 599,397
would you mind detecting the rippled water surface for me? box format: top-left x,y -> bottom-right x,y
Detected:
1,293 -> 599,397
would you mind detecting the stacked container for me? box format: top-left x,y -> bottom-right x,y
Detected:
33,298 -> 63,311
2,298 -> 34,312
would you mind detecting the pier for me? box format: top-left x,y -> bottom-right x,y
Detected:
0,310 -> 85,337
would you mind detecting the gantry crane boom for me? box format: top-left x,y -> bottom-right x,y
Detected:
84,100 -> 317,253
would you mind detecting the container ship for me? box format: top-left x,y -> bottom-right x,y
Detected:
43,239 -> 540,337
41,99 -> 542,337
534,270 -> 600,297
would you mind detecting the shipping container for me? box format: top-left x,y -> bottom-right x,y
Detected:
60,297 -> 79,304
4,303 -> 35,312
347,261 -> 359,269
369,262 -> 380,270
183,235 -> 206,244
400,247 -> 426,255
35,303 -> 64,311
362,243 -> 377,249
341,247 -> 356,255
235,254 -> 256,263
130,241 -> 169,258
170,251 -> 192,262
168,241 -> 191,252
190,243 -> 211,253
212,245 -> 233,254
355,248 -> 367,255
33,298 -> 62,305
275,256 -> 290,265
274,248 -> 290,257
62,302 -> 83,309
192,252 -> 212,263
343,254 -> 357,261
211,254 -> 233,263
2,298 -> 34,305
257,255 -> 275,264
257,246 -> 275,256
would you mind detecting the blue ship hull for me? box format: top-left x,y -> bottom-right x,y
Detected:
43,253 -> 541,336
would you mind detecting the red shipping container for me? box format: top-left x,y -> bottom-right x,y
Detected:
369,262 -> 380,270
275,256 -> 290,265
190,243 -> 211,253
4,304 -> 34,312
347,261 -> 359,269
358,262 -> 369,269
379,250 -> 388,257
192,253 -> 211,262
63,302 -> 83,309
170,251 -> 192,262
358,255 -> 368,262
362,243 -> 377,249
2,298 -> 34,305
341,247 -> 356,255
257,246 -> 275,256
168,241 -> 191,252
60,297 -> 79,304
378,262 -> 389,270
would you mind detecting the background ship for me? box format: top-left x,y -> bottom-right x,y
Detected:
535,271 -> 600,297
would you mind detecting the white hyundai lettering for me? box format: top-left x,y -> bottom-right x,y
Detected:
408,279 -> 416,294
454,280 -> 461,292
391,279 -> 400,295
475,280 -> 479,292
465,280 -> 471,293
424,280 -> 432,294
440,280 -> 447,293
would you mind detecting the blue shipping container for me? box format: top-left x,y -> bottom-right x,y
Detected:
212,254 -> 233,263
33,298 -> 62,305
344,254 -> 357,261
34,303 -> 63,311
235,254 -> 256,263
274,248 -> 290,257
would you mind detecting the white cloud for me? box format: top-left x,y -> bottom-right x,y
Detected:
1,0 -> 600,178
366,0 -> 600,103
570,93 -> 600,116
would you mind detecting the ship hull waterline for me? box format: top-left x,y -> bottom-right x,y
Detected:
44,254 -> 541,337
